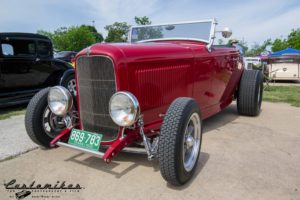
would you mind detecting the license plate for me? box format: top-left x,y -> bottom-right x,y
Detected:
68,129 -> 103,152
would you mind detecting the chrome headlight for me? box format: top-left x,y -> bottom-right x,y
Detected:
48,86 -> 73,116
109,92 -> 140,127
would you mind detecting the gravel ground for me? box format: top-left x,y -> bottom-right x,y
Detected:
0,115 -> 37,161
0,102 -> 299,200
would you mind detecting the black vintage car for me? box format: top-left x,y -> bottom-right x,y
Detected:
0,33 -> 75,107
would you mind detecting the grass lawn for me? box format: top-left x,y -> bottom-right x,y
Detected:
263,86 -> 300,107
0,105 -> 27,120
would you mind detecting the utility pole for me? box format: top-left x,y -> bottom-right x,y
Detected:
92,20 -> 95,27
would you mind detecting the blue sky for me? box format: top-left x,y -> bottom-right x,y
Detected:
1,0 -> 300,46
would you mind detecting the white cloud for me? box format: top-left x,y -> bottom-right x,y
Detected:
0,0 -> 299,45
233,5 -> 300,45
0,0 -> 92,32
84,0 -> 161,34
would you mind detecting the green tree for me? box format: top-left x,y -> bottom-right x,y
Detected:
37,25 -> 103,51
134,16 -> 151,25
272,38 -> 288,52
37,30 -> 54,41
271,29 -> 300,52
80,25 -> 104,42
287,29 -> 300,49
53,26 -> 95,51
246,39 -> 272,56
51,27 -> 69,50
104,22 -> 131,42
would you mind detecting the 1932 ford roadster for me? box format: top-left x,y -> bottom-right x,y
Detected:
25,19 -> 263,185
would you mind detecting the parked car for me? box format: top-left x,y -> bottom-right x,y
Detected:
54,51 -> 77,63
244,57 -> 262,70
25,19 -> 263,185
0,33 -> 76,107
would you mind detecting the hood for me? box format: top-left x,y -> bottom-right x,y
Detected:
76,41 -> 207,65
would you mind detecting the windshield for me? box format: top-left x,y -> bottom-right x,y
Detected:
54,51 -> 70,58
130,21 -> 213,43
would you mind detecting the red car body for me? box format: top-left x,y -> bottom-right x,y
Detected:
50,40 -> 242,161
77,40 -> 242,123
25,20 -> 263,185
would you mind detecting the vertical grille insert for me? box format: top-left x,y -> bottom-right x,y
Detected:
76,56 -> 118,141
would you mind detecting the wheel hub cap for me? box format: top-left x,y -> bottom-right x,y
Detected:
186,135 -> 195,149
183,113 -> 201,172
43,107 -> 65,138
68,79 -> 77,96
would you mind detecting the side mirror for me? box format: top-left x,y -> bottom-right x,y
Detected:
221,27 -> 232,38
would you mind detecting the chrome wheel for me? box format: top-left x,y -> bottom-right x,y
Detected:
43,106 -> 65,138
67,78 -> 76,96
158,98 -> 202,185
183,113 -> 201,172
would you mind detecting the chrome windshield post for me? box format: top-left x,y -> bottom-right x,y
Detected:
206,18 -> 218,52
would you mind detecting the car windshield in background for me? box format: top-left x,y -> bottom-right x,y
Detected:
54,51 -> 70,58
130,21 -> 212,43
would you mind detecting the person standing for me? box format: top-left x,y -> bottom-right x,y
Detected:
230,39 -> 244,57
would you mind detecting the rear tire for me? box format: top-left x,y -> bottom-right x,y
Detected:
25,88 -> 64,148
237,70 -> 263,116
158,98 -> 202,186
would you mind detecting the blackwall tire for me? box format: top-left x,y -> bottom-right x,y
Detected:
237,70 -> 263,116
158,98 -> 202,186
61,74 -> 76,96
25,88 -> 63,148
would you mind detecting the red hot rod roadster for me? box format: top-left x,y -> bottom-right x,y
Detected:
25,19 -> 263,185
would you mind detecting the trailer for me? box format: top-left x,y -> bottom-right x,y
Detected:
266,55 -> 300,81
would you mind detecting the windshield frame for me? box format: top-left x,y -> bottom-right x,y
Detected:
128,19 -> 217,44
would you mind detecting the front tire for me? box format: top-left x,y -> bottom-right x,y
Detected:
237,70 -> 263,116
25,88 -> 65,148
158,98 -> 202,186
61,74 -> 76,96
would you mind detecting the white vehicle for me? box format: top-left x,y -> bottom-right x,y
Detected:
243,57 -> 262,70
265,55 -> 300,81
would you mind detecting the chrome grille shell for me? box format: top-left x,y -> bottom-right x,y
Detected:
76,56 -> 119,141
